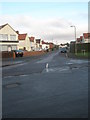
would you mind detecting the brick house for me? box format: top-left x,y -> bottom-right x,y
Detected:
42,41 -> 50,50
36,39 -> 42,51
82,33 -> 90,43
29,36 -> 36,51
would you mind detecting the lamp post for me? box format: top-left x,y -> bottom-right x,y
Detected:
70,25 -> 77,54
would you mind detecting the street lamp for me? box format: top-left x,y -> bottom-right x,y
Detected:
70,25 -> 77,54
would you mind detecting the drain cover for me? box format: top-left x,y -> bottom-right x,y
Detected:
4,82 -> 20,88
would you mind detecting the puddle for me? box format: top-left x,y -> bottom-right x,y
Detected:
3,74 -> 30,79
4,82 -> 21,88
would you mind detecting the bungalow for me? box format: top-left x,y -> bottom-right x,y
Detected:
82,33 -> 90,43
18,33 -> 31,51
42,41 -> 50,50
29,36 -> 36,51
0,23 -> 19,51
36,39 -> 42,51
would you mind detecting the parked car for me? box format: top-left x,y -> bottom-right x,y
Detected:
13,50 -> 24,57
60,47 -> 67,53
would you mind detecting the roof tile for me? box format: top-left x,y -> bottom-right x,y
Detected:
83,33 -> 90,39
18,34 -> 27,40
29,37 -> 35,42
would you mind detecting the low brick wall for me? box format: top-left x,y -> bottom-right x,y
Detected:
23,51 -> 46,57
1,52 -> 13,58
1,51 -> 46,58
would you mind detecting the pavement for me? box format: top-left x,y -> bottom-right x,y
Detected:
2,59 -> 23,67
2,50 -> 89,118
2,52 -> 48,67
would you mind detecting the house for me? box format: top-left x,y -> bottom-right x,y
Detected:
42,41 -> 50,50
29,36 -> 36,51
48,42 -> 54,50
76,36 -> 83,43
35,39 -> 42,51
0,23 -> 19,51
18,33 -> 31,51
82,33 -> 90,43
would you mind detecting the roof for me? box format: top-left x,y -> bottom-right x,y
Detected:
0,23 -> 18,35
29,37 -> 35,42
36,39 -> 41,43
18,34 -> 27,40
70,41 -> 76,44
42,41 -> 46,44
0,23 -> 8,30
83,33 -> 90,39
80,36 -> 83,40
77,38 -> 81,42
42,41 -> 49,44
48,42 -> 54,45
77,36 -> 83,42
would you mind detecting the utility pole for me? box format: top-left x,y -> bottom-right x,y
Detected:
70,25 -> 77,54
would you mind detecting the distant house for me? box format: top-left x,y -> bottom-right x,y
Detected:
29,36 -> 36,51
36,39 -> 42,51
0,23 -> 19,51
70,41 -> 76,44
42,41 -> 50,50
82,33 -> 90,43
76,36 -> 83,43
18,33 -> 31,51
48,42 -> 54,50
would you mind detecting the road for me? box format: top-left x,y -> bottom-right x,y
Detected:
2,50 -> 88,118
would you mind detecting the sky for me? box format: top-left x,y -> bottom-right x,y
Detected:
0,1 -> 88,44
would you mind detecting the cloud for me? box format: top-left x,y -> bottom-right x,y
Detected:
0,14 -> 88,44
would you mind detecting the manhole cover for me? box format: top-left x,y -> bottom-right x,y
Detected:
4,82 -> 21,88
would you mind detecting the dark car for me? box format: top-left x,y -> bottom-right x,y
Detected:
13,50 -> 24,57
60,47 -> 67,53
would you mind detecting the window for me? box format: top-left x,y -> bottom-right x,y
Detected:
10,35 -> 16,41
0,46 -> 8,51
12,46 -> 17,50
0,34 -> 8,41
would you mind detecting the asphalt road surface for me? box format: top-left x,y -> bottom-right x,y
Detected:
2,50 -> 88,118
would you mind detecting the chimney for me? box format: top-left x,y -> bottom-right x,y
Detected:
16,31 -> 19,34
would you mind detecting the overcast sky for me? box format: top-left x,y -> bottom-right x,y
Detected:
0,1 -> 88,44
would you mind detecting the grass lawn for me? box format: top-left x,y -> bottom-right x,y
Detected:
75,52 -> 90,58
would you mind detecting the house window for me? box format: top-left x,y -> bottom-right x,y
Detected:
1,46 -> 8,51
10,35 -> 16,41
0,34 -> 8,41
12,46 -> 17,50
